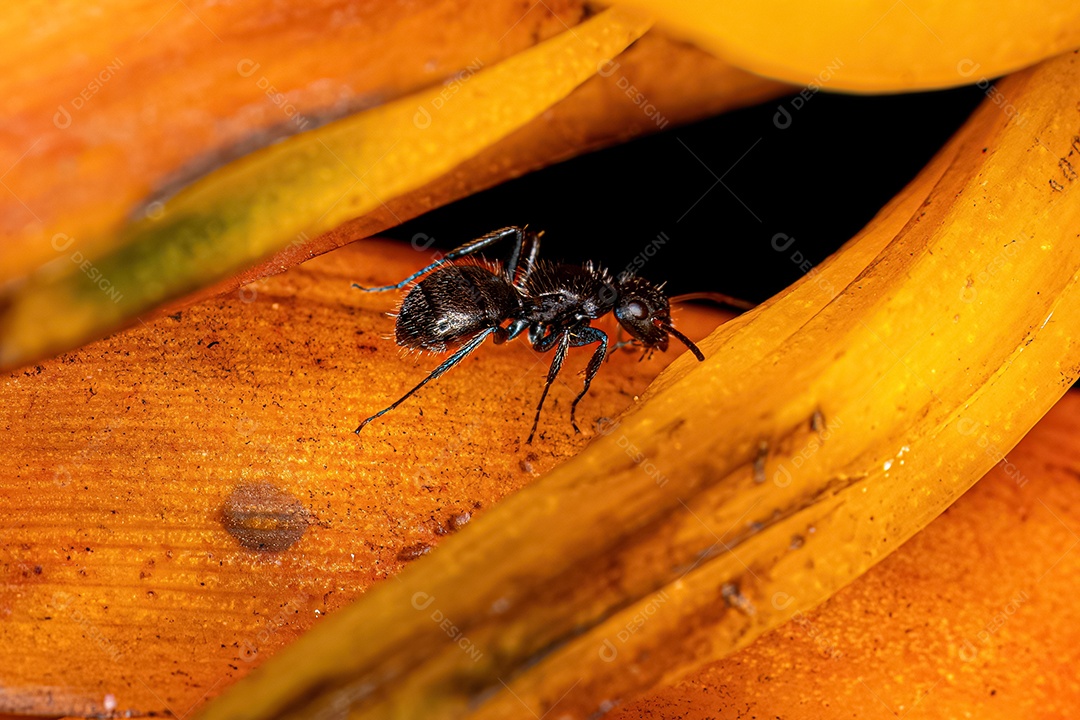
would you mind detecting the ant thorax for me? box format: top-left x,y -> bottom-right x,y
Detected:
521,260 -> 618,324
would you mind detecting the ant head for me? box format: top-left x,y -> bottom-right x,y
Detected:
613,276 -> 705,361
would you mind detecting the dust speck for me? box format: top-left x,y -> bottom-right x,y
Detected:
447,511 -> 472,532
722,582 -> 756,615
397,543 -> 431,562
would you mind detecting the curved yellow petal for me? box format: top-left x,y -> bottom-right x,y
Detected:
620,0 -> 1080,92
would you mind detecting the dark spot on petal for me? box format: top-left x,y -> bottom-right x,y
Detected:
222,482 -> 310,552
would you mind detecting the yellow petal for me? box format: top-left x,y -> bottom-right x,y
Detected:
619,0 -> 1080,92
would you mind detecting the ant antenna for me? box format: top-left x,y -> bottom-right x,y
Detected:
669,292 -> 756,312
655,320 -> 705,361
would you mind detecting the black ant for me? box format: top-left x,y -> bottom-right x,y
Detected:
352,226 -> 705,443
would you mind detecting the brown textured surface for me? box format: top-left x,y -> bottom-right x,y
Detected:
2,243 -> 1078,718
0,238 -> 727,717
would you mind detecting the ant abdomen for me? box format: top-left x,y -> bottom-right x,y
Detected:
395,265 -> 520,351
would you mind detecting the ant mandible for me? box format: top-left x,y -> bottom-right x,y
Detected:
352,226 -> 704,443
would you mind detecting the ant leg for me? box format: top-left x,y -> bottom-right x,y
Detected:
494,318 -> 530,345
353,227 -> 526,292
568,327 -> 608,433
526,330 -> 570,444
355,326 -> 497,434
528,322 -> 557,347
606,325 -> 633,361
508,229 -> 543,286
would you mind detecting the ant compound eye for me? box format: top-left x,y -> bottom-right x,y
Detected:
626,300 -> 648,319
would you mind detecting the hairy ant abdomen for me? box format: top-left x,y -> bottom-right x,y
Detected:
395,265 -> 520,352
